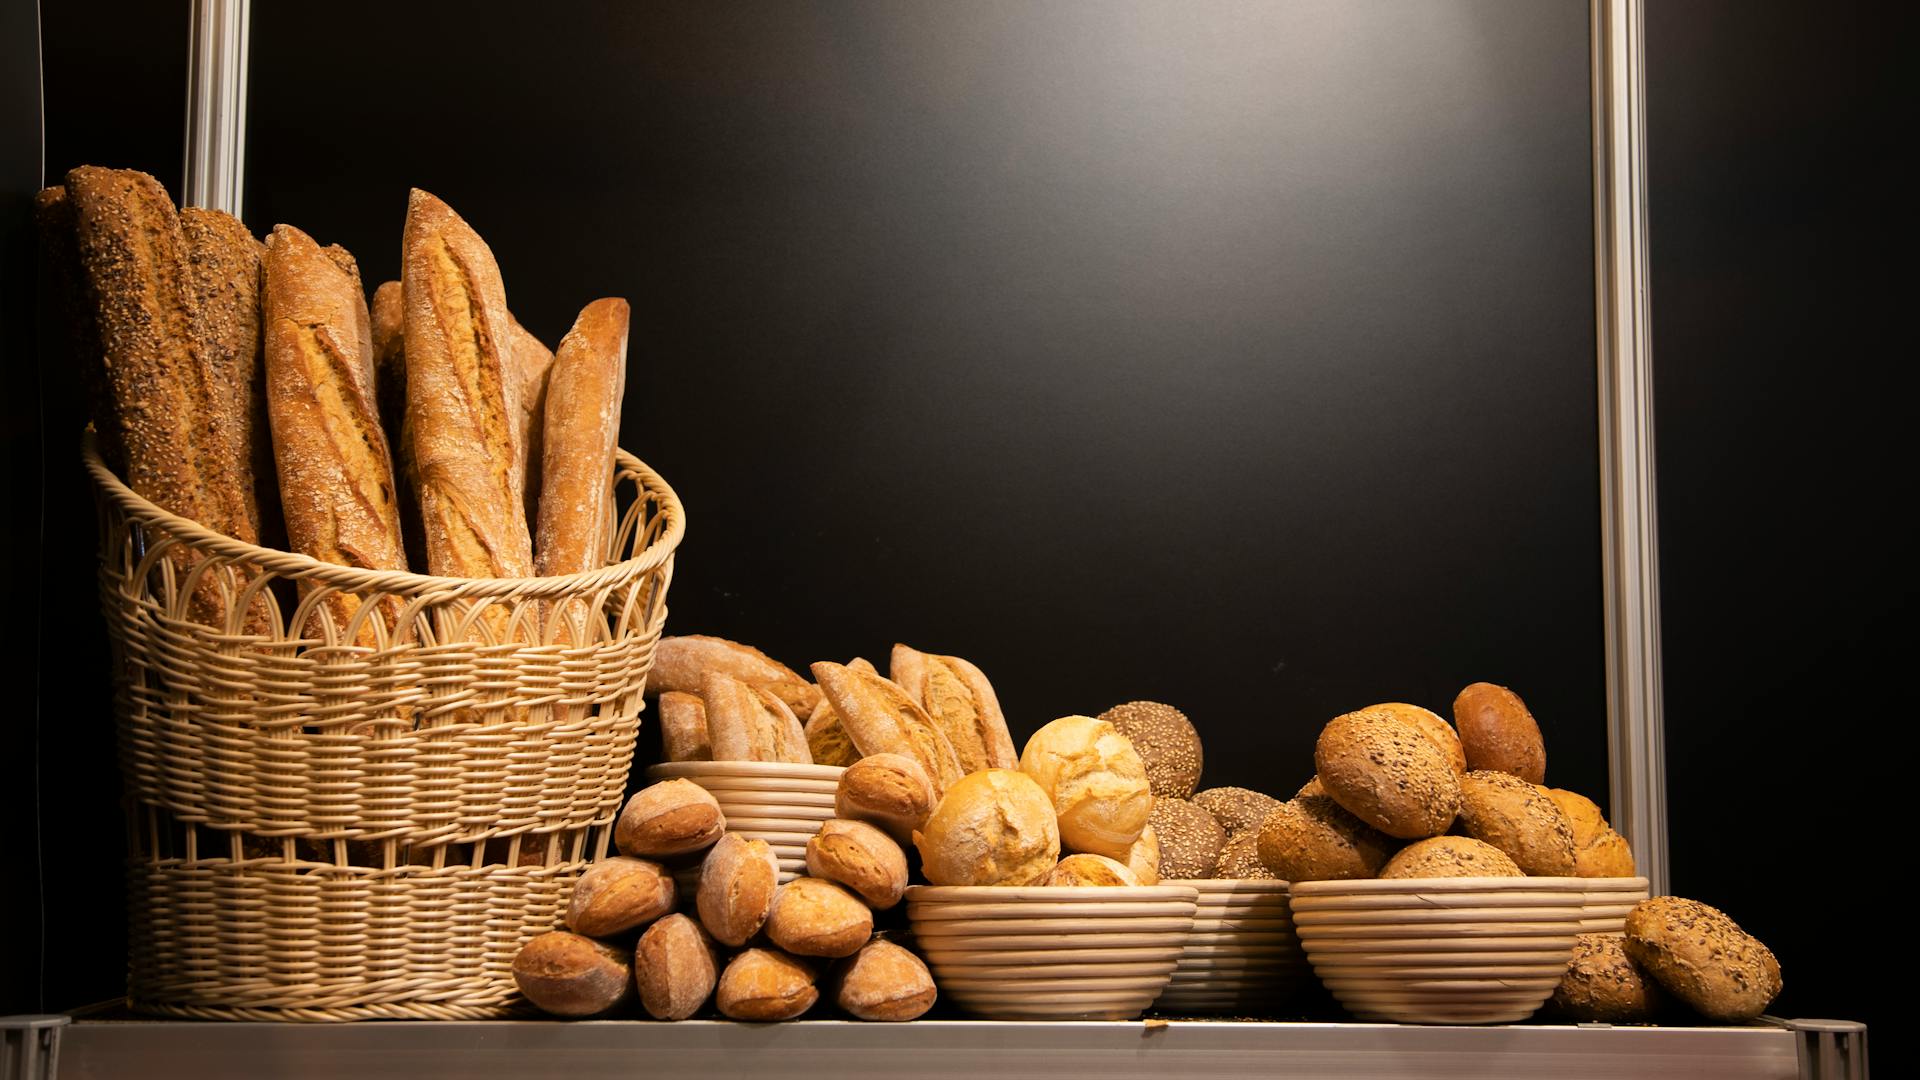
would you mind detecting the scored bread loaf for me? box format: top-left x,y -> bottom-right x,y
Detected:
634,913 -> 720,1021
658,690 -> 712,762
534,298 -> 628,578
648,636 -> 821,718
889,644 -> 1016,774
368,279 -> 423,570
805,819 -> 909,909
615,778 -> 725,857
564,856 -> 675,938
698,833 -> 780,947
914,768 -> 1060,887
812,661 -> 965,796
830,940 -> 937,1022
717,948 -> 818,1021
400,188 -> 533,583
512,931 -> 633,1018
179,207 -> 271,550
34,186 -> 117,471
509,313 -> 555,529
703,671 -> 811,763
262,225 -> 409,640
765,877 -> 873,958
835,753 -> 937,843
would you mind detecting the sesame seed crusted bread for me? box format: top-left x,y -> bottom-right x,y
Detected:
1623,896 -> 1781,1022
1456,770 -> 1576,876
1379,835 -> 1523,879
1315,710 -> 1462,839
1255,794 -> 1397,882
1099,700 -> 1204,799
1357,702 -> 1466,776
1214,830 -> 1277,880
1551,932 -> 1669,1023
1192,787 -> 1284,836
1146,797 -> 1227,879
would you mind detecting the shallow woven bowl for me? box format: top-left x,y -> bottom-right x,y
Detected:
1579,876 -> 1650,933
645,761 -> 845,882
907,885 -> 1200,1019
1152,878 -> 1309,1016
1290,876 -> 1587,1025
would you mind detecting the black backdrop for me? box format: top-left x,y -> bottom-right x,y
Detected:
14,0 -> 1902,1063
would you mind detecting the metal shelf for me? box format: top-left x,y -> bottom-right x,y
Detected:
53,1017 -> 1808,1080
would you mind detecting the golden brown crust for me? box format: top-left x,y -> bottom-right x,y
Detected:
1046,853 -> 1141,886
534,299 -> 625,576
703,671 -> 811,763
564,855 -> 675,937
368,280 -> 420,571
36,186 -> 118,471
1453,682 -> 1547,783
1547,788 -> 1609,849
831,940 -> 936,1021
179,206 -> 267,548
1192,787 -> 1284,835
1147,797 -> 1226,879
1215,830 -> 1276,880
1551,932 -> 1669,1023
1456,771 -> 1576,876
1124,825 -> 1163,884
1255,795 -> 1398,882
716,948 -> 818,1021
813,662 -> 965,795
633,913 -> 718,1021
1379,835 -> 1523,879
512,931 -> 633,1017
1360,702 -> 1466,776
1099,701 -> 1204,800
1577,827 -> 1637,877
1018,715 -> 1153,860
804,699 -> 862,767
400,188 -> 532,582
1624,897 -> 1781,1022
614,778 -> 725,857
806,819 -> 909,909
510,314 -> 555,528
1315,711 -> 1461,839
262,225 -> 409,640
889,644 -> 1017,774
697,833 -> 780,947
765,877 -> 874,958
658,690 -> 712,762
649,636 -> 820,717
835,753 -> 937,842
913,768 -> 1060,886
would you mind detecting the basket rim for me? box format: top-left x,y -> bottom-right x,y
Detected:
83,428 -> 685,600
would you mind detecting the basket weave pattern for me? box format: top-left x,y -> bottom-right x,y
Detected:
85,437 -> 684,1021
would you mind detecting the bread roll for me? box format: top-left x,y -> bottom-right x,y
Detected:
831,940 -> 936,1021
1546,787 -> 1608,849
835,753 -> 936,842
1624,897 -> 1781,1022
804,699 -> 861,767
889,643 -> 1017,774
806,819 -> 908,909
1453,682 -> 1547,783
1146,797 -> 1226,880
1551,932 -> 1668,1023
697,833 -> 779,946
1215,830 -> 1276,880
1123,825 -> 1162,885
565,856 -> 675,937
812,662 -> 965,796
262,225 -> 409,640
1098,701 -> 1203,799
400,188 -> 533,582
766,876 -> 873,958
1191,787 -> 1283,835
1379,836 -> 1523,879
658,691 -> 712,763
512,931 -> 633,1017
1255,795 -> 1397,882
717,948 -> 818,1021
1456,770 -> 1576,876
703,671 -> 811,763
1018,715 -> 1153,860
1547,787 -> 1638,878
914,768 -> 1060,886
633,912 -> 719,1021
509,314 -> 554,528
534,298 -> 627,577
615,778 -> 725,857
1315,710 -> 1461,839
1359,702 -> 1466,776
649,636 -> 820,718
1047,853 -> 1140,886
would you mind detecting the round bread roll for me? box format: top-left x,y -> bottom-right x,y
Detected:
1547,787 -> 1639,878
1147,797 -> 1227,880
1452,682 -> 1547,783
766,876 -> 874,958
615,778 -> 726,858
512,931 -> 634,1018
1551,932 -> 1668,1023
1098,701 -> 1203,799
1215,830 -> 1276,880
1046,853 -> 1141,886
806,818 -> 909,910
1191,787 -> 1284,835
835,752 -> 936,843
1624,897 -> 1782,1022
633,913 -> 719,1021
832,940 -> 937,1021
1379,836 -> 1524,879
1361,702 -> 1466,776
1019,715 -> 1153,859
1255,795 -> 1397,882
716,948 -> 819,1021
913,768 -> 1060,886
1315,711 -> 1461,839
697,833 -> 780,947
1123,824 -> 1161,885
565,856 -> 675,938
1546,787 -> 1608,849
1456,770 -> 1576,876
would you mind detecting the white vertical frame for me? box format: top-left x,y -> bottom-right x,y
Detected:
177,0 -> 1670,894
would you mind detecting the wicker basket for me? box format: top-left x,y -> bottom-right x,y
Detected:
83,434 -> 684,1021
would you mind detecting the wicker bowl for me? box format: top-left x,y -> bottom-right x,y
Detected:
86,436 -> 683,1021
644,761 -> 846,883
1152,878 -> 1309,1016
1580,876 -> 1651,933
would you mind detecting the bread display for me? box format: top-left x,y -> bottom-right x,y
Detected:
830,940 -> 937,1021
658,691 -> 712,762
511,931 -> 634,1018
702,671 -> 812,764
1123,825 -> 1162,885
1379,836 -> 1524,879
1255,794 -> 1397,882
533,298 -> 628,577
650,636 -> 820,718
765,877 -> 874,958
1453,682 -> 1547,784
1046,853 -> 1141,886
806,819 -> 909,909
835,753 -> 937,843
614,778 -> 726,857
633,913 -> 719,1021
1192,787 -> 1283,836
696,833 -> 780,947
1624,897 -> 1782,1022
1146,797 -> 1226,880
1215,830 -> 1276,880
889,644 -> 1017,774
1018,715 -> 1153,860
1099,701 -> 1203,799
1359,702 -> 1466,776
1551,932 -> 1669,1023
812,661 -> 965,795
716,948 -> 819,1021
564,856 -> 675,938
1315,710 -> 1461,839
1455,771 -> 1576,877
913,768 -> 1061,886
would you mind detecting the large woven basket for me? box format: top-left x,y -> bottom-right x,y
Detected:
83,434 -> 684,1021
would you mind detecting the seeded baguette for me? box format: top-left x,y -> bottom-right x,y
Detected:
535,298 -> 628,578
180,206 -> 271,551
34,186 -> 117,471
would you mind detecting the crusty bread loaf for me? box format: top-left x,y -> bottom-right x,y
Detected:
1099,701 -> 1204,800
400,188 -> 533,583
716,948 -> 818,1021
697,833 -> 780,947
703,671 -> 811,763
658,690 -> 712,762
835,753 -> 937,843
262,225 -> 409,640
765,877 -> 873,958
1379,835 -> 1523,879
806,819 -> 908,909
1255,794 -> 1397,882
1124,824 -> 1162,884
1046,853 -> 1141,886
1315,710 -> 1461,839
649,636 -> 820,717
1359,702 -> 1466,776
813,661 -> 965,795
564,855 -> 675,937
804,699 -> 862,767
1624,896 -> 1781,1022
509,313 -> 555,529
913,768 -> 1060,886
1453,682 -> 1547,783
1018,715 -> 1153,860
830,940 -> 936,1021
534,298 -> 627,577
512,931 -> 633,1017
180,207 -> 271,546
1551,932 -> 1668,1023
615,778 -> 725,857
889,643 -> 1017,774
34,186 -> 118,471
1147,797 -> 1226,880
633,913 -> 719,1021
1191,787 -> 1283,836
367,279 -> 421,570
1456,770 -> 1576,876
1547,787 -> 1639,877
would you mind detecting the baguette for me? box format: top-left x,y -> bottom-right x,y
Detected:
649,636 -> 820,717
179,207 -> 269,549
400,189 -> 533,585
658,691 -> 712,762
368,280 -> 423,572
811,662 -> 964,796
262,225 -> 409,640
534,298 -> 628,577
703,671 -> 811,764
890,644 -> 1016,774
511,314 -> 555,529
33,186 -> 116,472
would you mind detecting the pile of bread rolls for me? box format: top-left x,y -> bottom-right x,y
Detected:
38,168 -> 629,647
